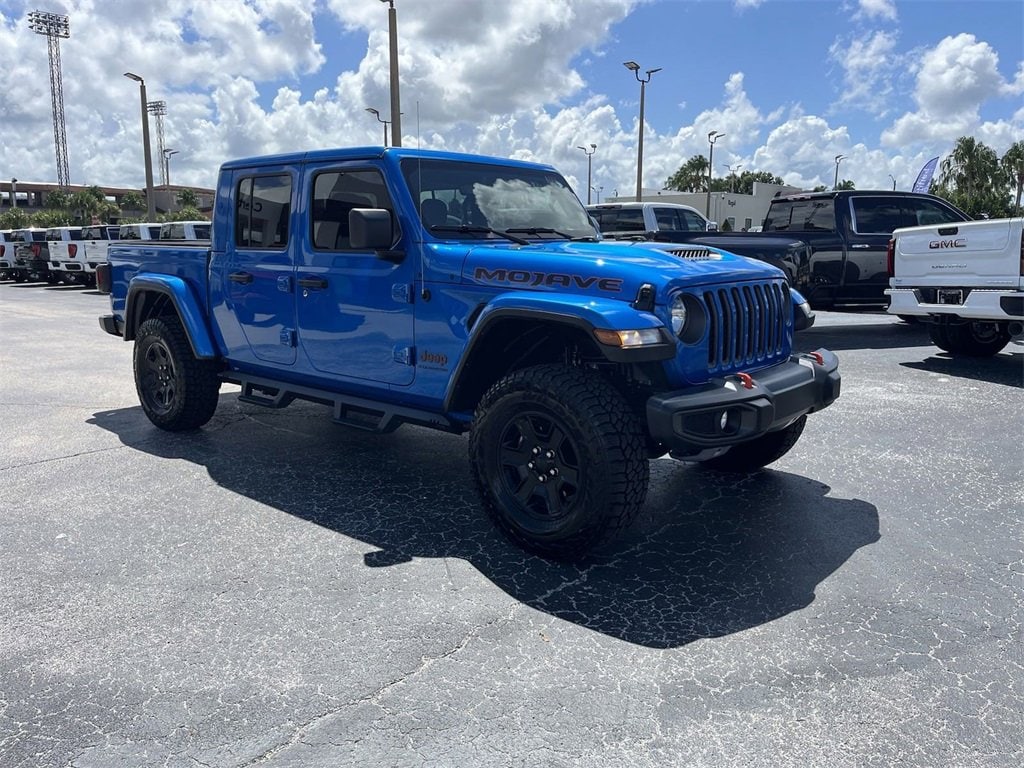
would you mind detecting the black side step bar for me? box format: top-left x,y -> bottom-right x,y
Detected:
228,372 -> 464,435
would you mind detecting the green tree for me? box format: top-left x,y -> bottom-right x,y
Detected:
934,136 -> 1008,217
1001,141 -> 1024,215
0,209 -> 32,229
44,190 -> 71,210
120,191 -> 145,212
162,206 -> 207,222
32,209 -> 71,228
665,155 -> 710,192
177,188 -> 199,208
836,179 -> 856,190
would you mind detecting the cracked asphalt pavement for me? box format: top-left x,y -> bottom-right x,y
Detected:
1,282 -> 1021,767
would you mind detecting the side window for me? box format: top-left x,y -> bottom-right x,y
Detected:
311,169 -> 394,251
681,211 -> 707,231
194,224 -> 211,239
236,174 -> 291,248
597,210 -> 645,232
654,208 -> 679,230
851,198 -> 903,234
146,226 -> 161,239
908,200 -> 963,227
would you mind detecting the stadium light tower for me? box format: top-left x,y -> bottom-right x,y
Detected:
28,10 -> 71,188
148,101 -> 168,186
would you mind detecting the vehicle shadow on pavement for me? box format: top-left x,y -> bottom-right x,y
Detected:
795,320 -> 929,352
89,399 -> 880,649
900,351 -> 1024,388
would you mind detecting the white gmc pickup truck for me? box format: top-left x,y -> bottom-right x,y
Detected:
887,216 -> 1023,356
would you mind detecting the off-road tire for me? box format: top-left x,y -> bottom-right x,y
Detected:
469,364 -> 648,560
702,415 -> 807,472
134,316 -> 221,431
932,321 -> 1010,357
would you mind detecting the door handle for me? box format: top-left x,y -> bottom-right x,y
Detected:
850,244 -> 871,249
297,277 -> 329,290
228,271 -> 254,284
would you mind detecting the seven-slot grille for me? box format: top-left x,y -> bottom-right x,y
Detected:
703,280 -> 790,370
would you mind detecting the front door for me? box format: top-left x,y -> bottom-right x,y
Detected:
295,164 -> 415,386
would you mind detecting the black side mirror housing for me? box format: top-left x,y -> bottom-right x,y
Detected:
349,208 -> 394,251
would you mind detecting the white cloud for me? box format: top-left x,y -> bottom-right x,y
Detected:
856,0 -> 897,22
829,30 -> 899,113
882,33 -> 1022,149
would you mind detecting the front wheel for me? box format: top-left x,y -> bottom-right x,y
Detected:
701,415 -> 807,472
134,316 -> 221,431
931,321 -> 1010,357
469,365 -> 648,560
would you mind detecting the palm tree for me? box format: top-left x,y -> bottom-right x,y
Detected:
665,155 -> 710,192
1001,141 -> 1024,215
938,137 -> 1000,207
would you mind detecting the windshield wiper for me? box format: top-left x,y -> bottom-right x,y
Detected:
505,227 -> 574,239
429,224 -> 530,246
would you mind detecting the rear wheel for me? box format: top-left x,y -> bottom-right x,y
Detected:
701,415 -> 807,472
134,316 -> 221,431
469,365 -> 648,560
931,321 -> 1009,357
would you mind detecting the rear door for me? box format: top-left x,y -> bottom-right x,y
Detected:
210,167 -> 298,366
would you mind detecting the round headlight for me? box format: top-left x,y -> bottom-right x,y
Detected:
670,294 -> 687,337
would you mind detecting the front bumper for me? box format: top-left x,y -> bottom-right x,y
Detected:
646,349 -> 840,456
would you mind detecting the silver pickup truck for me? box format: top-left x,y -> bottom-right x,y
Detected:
886,216 -> 1024,356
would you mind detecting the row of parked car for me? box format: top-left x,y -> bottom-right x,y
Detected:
0,220 -> 211,286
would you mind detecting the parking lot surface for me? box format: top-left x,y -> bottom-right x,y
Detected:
1,282 -> 1021,767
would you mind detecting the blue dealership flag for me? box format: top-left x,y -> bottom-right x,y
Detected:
912,156 -> 940,194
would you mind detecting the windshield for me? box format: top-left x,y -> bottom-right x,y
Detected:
401,158 -> 596,240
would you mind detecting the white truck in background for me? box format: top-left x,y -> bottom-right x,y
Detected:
886,216 -> 1024,356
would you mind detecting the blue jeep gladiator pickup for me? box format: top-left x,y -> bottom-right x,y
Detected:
98,147 -> 841,558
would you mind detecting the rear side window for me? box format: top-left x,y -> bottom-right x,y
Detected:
236,174 -> 291,248
765,199 -> 836,232
907,200 -> 965,227
82,226 -> 108,240
681,210 -> 708,231
146,226 -> 161,238
654,208 -> 680,230
591,209 -> 645,233
850,198 -> 904,234
193,224 -> 211,239
311,169 -> 395,250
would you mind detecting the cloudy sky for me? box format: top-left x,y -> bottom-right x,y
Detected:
0,0 -> 1021,199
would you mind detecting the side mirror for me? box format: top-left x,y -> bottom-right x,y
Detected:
349,208 -> 394,251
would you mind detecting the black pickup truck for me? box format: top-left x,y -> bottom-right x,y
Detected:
597,191 -> 971,309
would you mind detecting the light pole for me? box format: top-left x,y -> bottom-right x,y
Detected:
592,185 -> 603,204
124,72 -> 156,221
163,149 -> 179,187
10,178 -> 17,208
365,107 -> 391,146
705,131 -> 725,216
379,0 -> 402,147
888,173 -> 896,191
723,163 -> 742,193
624,61 -> 661,203
833,154 -> 845,190
577,143 -> 596,204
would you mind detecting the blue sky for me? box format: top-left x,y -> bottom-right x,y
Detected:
0,0 -> 1021,198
